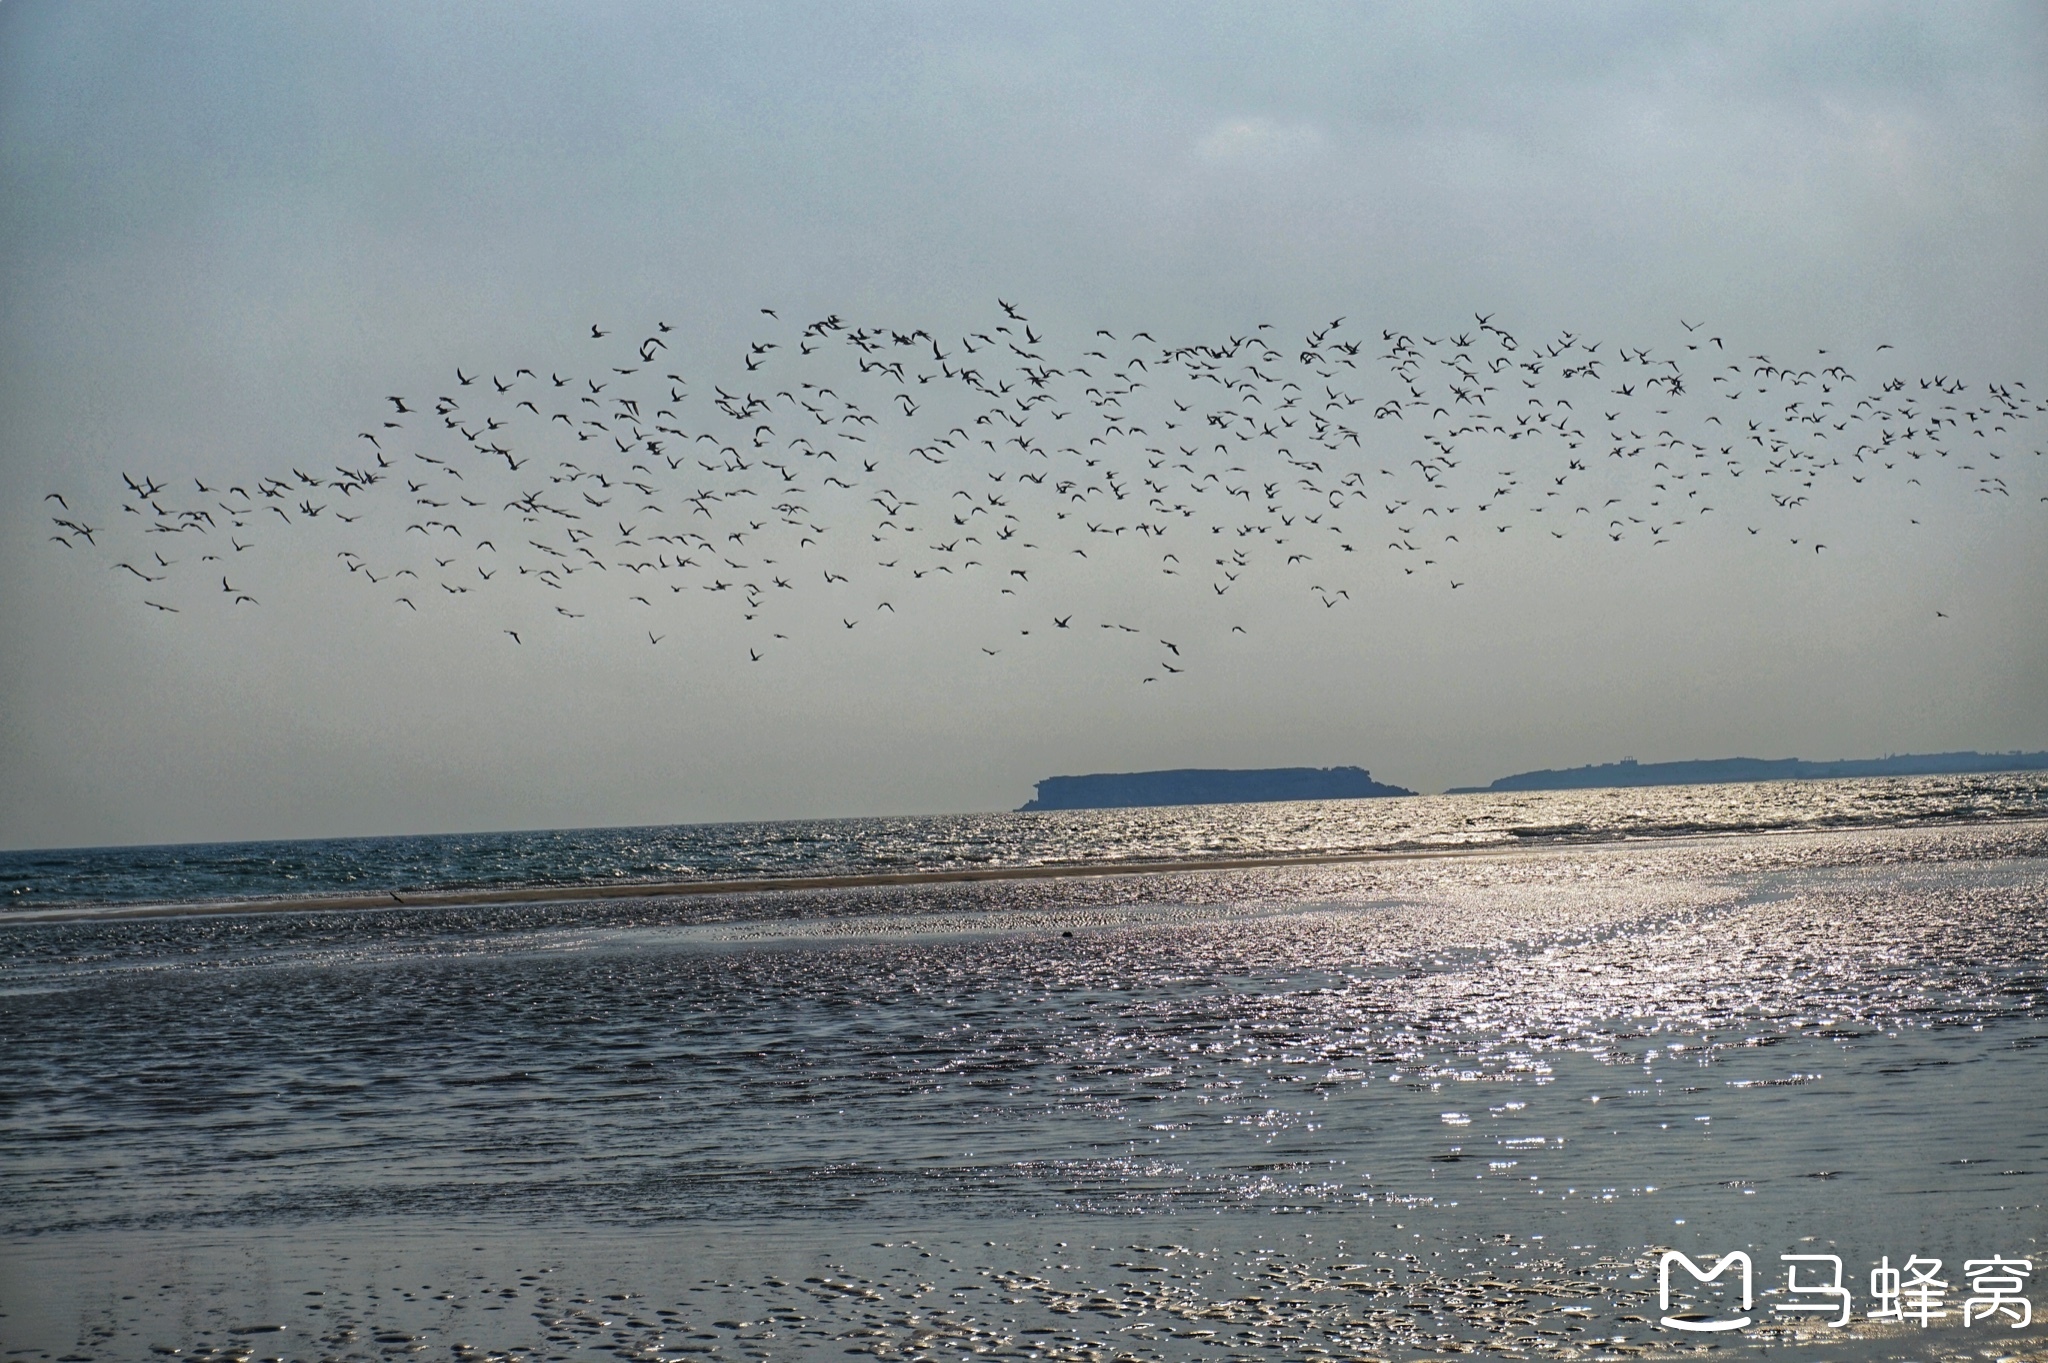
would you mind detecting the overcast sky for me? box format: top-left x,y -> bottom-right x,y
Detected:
3,1 -> 2044,850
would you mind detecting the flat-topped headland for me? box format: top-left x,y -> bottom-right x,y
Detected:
1446,749 -> 2048,793
1019,765 -> 1414,811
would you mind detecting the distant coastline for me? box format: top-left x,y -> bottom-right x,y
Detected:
1019,766 -> 1414,812
1445,750 -> 2048,794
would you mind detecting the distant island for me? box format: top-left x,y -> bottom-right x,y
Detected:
1446,750 -> 2048,794
1019,766 -> 1415,812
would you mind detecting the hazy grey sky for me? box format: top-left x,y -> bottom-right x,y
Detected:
3,2 -> 2044,849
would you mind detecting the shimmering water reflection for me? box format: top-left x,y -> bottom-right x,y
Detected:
4,772 -> 2043,909
2,820 -> 2044,1361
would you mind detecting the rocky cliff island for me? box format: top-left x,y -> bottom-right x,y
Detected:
1019,766 -> 1415,812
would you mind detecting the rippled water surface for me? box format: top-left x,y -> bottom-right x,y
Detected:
3,773 -> 2044,909
2,798 -> 2045,1362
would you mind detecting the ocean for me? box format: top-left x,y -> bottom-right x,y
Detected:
2,777 -> 2045,1362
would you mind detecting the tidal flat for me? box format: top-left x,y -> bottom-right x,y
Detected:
4,816 -> 2045,1361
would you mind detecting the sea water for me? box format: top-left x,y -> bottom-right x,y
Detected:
1,781 -> 2045,1362
3,774 -> 2042,912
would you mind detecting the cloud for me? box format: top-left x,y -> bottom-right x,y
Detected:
1192,116 -> 1325,168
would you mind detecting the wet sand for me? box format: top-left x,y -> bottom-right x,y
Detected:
9,1220 -> 2047,1363
0,845 -> 1532,924
5,817 -> 1995,925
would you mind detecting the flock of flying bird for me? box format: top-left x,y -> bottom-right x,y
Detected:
43,302 -> 2045,682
